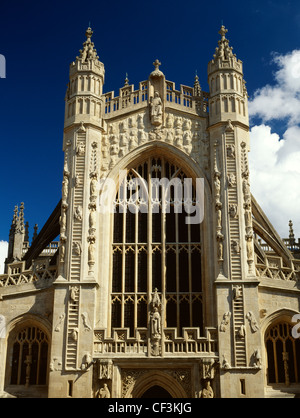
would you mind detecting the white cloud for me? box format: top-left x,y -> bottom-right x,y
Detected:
249,125 -> 300,238
249,50 -> 300,125
0,241 -> 8,275
248,50 -> 300,239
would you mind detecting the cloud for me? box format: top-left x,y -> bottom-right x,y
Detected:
248,50 -> 300,239
249,50 -> 300,125
0,241 -> 8,275
249,125 -> 300,238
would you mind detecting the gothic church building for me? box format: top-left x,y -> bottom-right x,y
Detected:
1,26 -> 300,398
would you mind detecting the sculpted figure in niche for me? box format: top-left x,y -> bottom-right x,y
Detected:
151,307 -> 161,337
246,311 -> 259,332
246,235 -> 254,261
97,383 -> 111,398
74,205 -> 82,221
216,231 -> 224,261
62,176 -> 69,204
150,91 -> 163,125
90,173 -> 98,201
89,208 -> 97,231
229,204 -> 238,219
220,311 -> 231,332
199,380 -> 214,398
233,285 -> 242,301
253,349 -> 262,369
242,177 -> 251,205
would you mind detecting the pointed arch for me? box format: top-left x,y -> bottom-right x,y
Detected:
127,370 -> 188,398
4,314 -> 51,390
261,309 -> 300,387
97,141 -> 215,334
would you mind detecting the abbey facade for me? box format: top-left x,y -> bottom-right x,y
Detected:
0,26 -> 300,398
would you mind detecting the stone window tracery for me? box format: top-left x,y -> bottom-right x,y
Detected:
111,156 -> 203,337
10,325 -> 49,386
265,321 -> 300,386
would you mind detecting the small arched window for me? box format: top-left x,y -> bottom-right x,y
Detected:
10,325 -> 49,386
265,321 -> 300,385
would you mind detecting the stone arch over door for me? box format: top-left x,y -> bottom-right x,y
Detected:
127,370 -> 188,398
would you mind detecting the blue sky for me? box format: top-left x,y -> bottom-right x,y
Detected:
0,0 -> 300,264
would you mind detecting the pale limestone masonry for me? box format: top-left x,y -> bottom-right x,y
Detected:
0,26 -> 300,398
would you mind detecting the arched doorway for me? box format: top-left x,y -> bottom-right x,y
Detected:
141,385 -> 172,398
127,370 -> 188,398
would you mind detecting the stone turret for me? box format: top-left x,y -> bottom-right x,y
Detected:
208,26 -> 264,397
64,27 -> 105,131
49,27 -> 104,396
208,25 -> 248,127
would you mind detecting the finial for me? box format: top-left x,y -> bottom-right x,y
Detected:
124,72 -> 129,86
211,24 -> 234,61
218,25 -> 228,39
86,26 -> 93,40
150,59 -> 163,78
289,220 -> 295,245
153,59 -> 161,70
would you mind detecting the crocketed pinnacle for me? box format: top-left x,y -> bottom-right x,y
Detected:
10,203 -> 25,235
289,220 -> 295,244
194,73 -> 202,97
78,27 -> 99,62
213,25 -> 235,61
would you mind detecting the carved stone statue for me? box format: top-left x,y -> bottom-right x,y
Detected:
97,383 -> 111,398
74,206 -> 82,221
216,231 -> 224,261
246,311 -> 259,332
62,176 -> 69,205
150,289 -> 162,356
199,380 -> 214,398
150,91 -> 163,126
242,177 -> 251,206
220,311 -> 231,332
90,173 -> 98,201
151,307 -> 161,337
233,285 -> 242,300
253,349 -> 262,369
